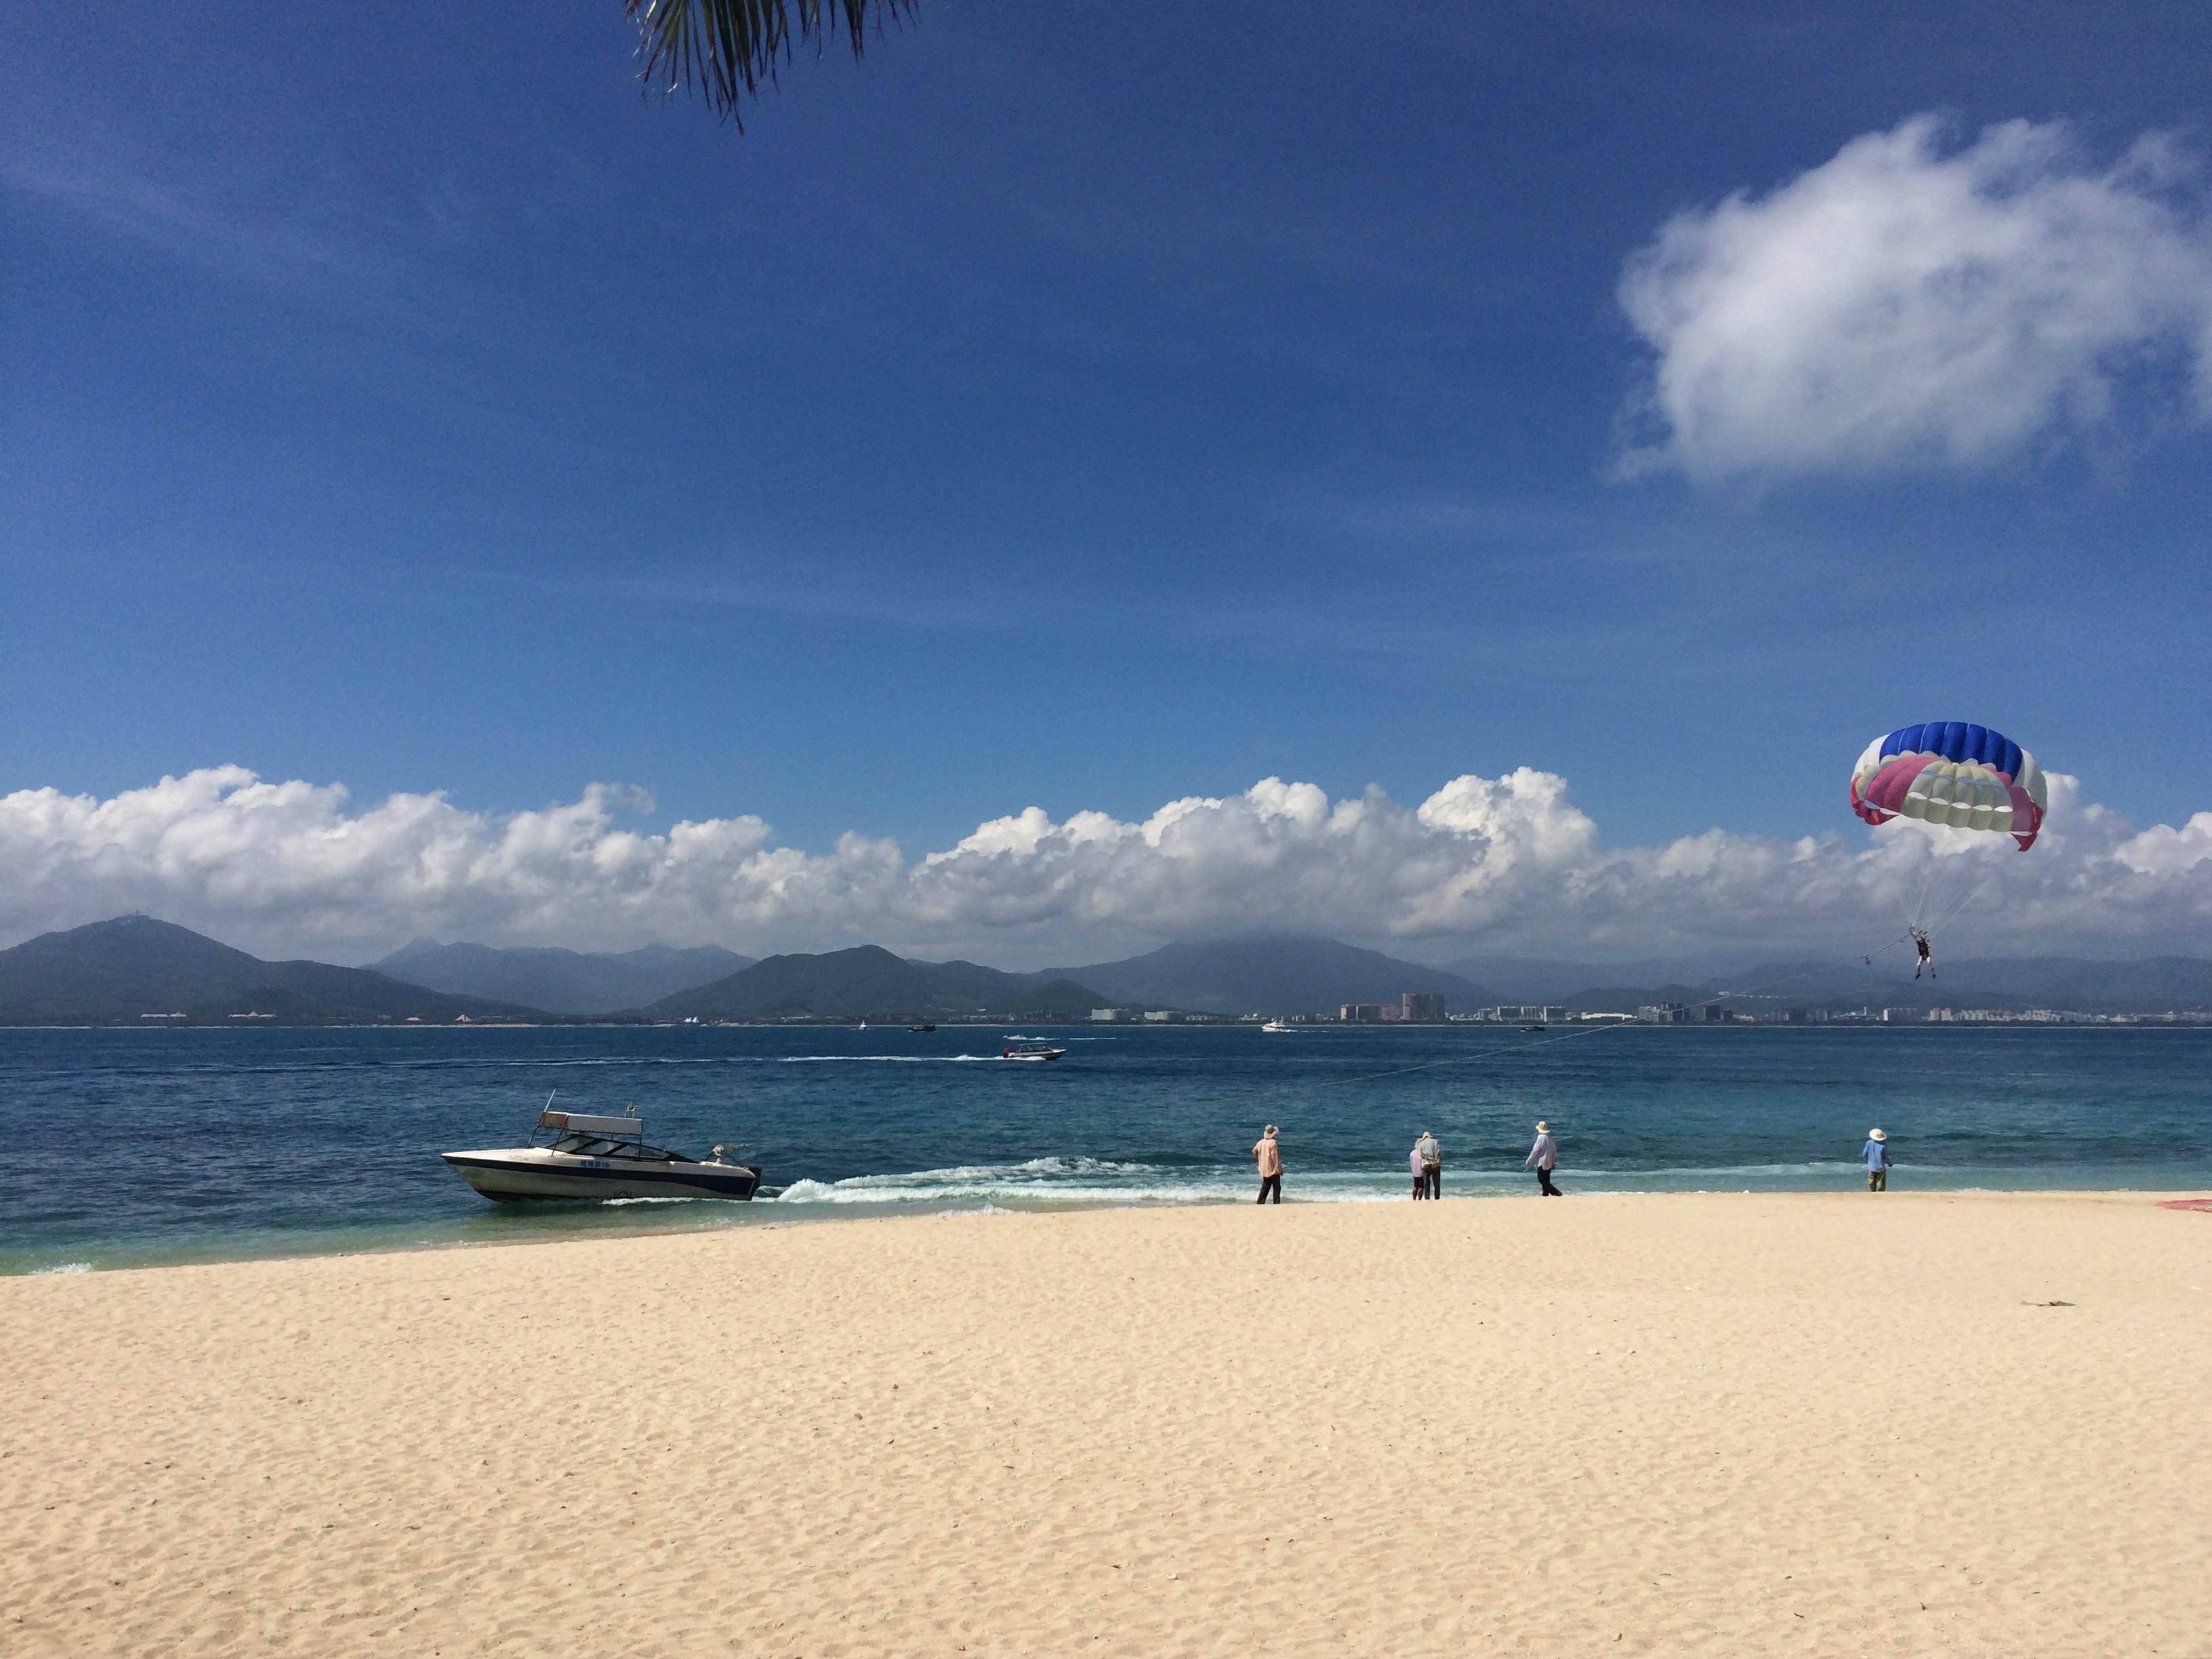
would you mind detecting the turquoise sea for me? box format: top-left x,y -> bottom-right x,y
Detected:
5,1023 -> 2208,1274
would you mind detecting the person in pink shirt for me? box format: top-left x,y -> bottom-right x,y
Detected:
1252,1124 -> 1283,1204
1409,1142 -> 1427,1200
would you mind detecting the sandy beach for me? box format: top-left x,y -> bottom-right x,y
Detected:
5,1193 -> 2209,1657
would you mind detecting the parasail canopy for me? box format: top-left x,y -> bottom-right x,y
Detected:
1850,720 -> 2047,851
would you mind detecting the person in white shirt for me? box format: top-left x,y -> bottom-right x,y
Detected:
1524,1121 -> 1561,1197
1416,1130 -> 1441,1200
1408,1143 -> 1427,1200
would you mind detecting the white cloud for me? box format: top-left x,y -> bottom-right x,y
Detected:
1618,115 -> 2212,482
5,764 -> 2212,966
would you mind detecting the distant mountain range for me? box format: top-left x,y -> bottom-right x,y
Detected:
0,916 -> 544,1025
1050,937 -> 1489,1015
7,917 -> 2207,1026
648,945 -> 1103,1022
371,939 -> 754,1015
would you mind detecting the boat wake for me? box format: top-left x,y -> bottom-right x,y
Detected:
776,1054 -> 1002,1063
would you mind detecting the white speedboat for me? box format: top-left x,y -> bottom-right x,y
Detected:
443,1104 -> 762,1203
999,1042 -> 1066,1062
1261,1019 -> 1294,1032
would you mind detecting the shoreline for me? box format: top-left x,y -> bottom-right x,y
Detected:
12,1173 -> 2212,1279
7,1191 -> 2207,1656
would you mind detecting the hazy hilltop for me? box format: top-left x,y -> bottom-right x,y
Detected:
1051,937 -> 1489,1015
1449,956 -> 1734,1002
0,916 -> 545,1025
372,939 -> 753,1015
648,945 -> 1103,1023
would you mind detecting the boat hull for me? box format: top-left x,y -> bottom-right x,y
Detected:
441,1151 -> 761,1203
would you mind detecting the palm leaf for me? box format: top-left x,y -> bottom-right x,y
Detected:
626,0 -> 918,127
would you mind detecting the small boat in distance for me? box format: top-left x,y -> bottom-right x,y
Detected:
442,1099 -> 762,1203
1000,1042 -> 1066,1062
907,1023 -> 937,1032
1523,1023 -> 1547,1032
1261,1019 -> 1294,1032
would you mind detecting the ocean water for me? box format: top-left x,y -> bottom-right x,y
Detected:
4,1023 -> 2208,1274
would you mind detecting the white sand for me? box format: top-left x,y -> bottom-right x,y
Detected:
5,1192 -> 2209,1656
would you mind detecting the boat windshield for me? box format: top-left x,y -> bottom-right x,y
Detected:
549,1132 -> 632,1155
547,1131 -> 692,1163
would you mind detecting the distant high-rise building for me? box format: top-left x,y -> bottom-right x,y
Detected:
1401,991 -> 1446,1023
1341,1002 -> 1387,1023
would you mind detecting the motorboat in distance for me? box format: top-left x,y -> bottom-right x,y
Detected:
907,1023 -> 937,1032
442,1105 -> 762,1203
1261,1019 -> 1294,1033
1000,1042 -> 1066,1062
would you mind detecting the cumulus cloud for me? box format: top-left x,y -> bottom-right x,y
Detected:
1618,115 -> 2212,482
5,764 -> 2212,966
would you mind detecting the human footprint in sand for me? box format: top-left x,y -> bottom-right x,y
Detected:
1253,1124 -> 1283,1204
1863,1128 -> 1890,1192
1525,1121 -> 1561,1196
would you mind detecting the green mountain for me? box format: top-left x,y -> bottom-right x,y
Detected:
371,939 -> 753,1015
1048,937 -> 1490,1016
647,945 -> 1105,1022
0,916 -> 547,1025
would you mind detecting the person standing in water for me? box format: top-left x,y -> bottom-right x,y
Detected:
1524,1120 -> 1561,1197
1416,1129 -> 1442,1200
1862,1127 -> 1890,1192
1253,1124 -> 1283,1204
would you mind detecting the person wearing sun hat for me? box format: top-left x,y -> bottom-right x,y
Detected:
1252,1124 -> 1283,1204
1862,1128 -> 1891,1192
1524,1120 -> 1561,1197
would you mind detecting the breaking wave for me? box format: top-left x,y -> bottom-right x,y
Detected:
771,1156 -> 1415,1209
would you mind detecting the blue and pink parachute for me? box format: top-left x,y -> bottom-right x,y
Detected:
1850,721 -> 2047,851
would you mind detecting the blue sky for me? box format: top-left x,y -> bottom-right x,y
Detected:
5,2 -> 2211,962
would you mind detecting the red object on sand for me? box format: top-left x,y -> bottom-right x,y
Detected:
2155,1199 -> 2212,1213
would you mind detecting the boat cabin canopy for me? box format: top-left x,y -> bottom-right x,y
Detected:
539,1109 -> 643,1138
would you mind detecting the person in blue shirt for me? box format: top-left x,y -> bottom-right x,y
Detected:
1862,1128 -> 1891,1192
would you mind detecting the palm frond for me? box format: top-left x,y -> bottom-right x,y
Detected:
625,0 -> 918,127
